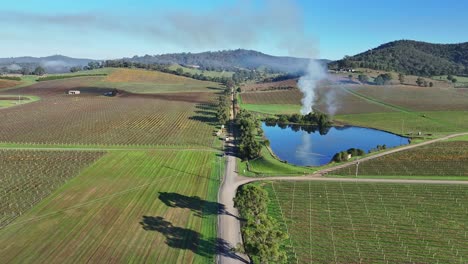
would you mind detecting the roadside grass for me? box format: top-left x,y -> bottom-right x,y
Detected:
237,146 -> 318,177
262,181 -> 468,263
0,150 -> 222,264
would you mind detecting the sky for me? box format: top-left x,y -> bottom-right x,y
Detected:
1,0 -> 467,60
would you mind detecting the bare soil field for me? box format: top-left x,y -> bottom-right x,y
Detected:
241,78 -> 298,92
0,79 -> 20,89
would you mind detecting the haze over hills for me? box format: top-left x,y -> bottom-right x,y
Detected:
125,49 -> 326,73
0,55 -> 96,74
1,50 -> 328,74
330,40 -> 468,76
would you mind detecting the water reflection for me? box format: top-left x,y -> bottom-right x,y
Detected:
262,123 -> 410,166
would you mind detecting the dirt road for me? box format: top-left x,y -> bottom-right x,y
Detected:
216,131 -> 468,264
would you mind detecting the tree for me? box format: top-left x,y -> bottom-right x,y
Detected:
348,74 -> 353,81
358,74 -> 369,83
33,66 -> 46,76
374,73 -> 392,85
175,67 -> 184,75
447,74 -> 453,81
452,78 -> 458,83
429,82 -> 434,87
398,73 -> 405,84
21,67 -> 30,75
416,77 -> 424,87
70,66 -> 82,73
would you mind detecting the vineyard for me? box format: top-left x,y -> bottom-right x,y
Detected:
101,68 -> 222,93
0,150 -> 222,263
331,141 -> 468,178
263,181 -> 468,263
0,149 -> 105,228
0,82 -> 218,147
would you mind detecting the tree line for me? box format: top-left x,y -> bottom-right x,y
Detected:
235,110 -> 262,161
234,184 -> 289,263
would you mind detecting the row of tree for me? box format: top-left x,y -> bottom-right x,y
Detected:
332,148 -> 365,162
216,89 -> 230,125
264,111 -> 331,129
234,184 -> 288,263
235,110 -> 262,160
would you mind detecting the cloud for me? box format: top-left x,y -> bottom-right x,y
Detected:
0,0 -> 318,58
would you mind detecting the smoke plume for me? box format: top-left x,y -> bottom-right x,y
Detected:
298,60 -> 326,115
7,64 -> 22,71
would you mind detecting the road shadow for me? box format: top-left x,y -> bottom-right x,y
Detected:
140,216 -> 249,263
158,192 -> 240,220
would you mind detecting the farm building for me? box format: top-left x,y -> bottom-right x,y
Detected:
68,90 -> 80,95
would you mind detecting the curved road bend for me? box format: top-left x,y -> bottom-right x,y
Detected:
217,132 -> 468,264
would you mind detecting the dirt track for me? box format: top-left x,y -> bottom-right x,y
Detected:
217,131 -> 468,264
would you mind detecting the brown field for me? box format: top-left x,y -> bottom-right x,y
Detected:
241,78 -> 298,92
350,85 -> 468,111
0,78 -> 217,147
0,79 -> 20,89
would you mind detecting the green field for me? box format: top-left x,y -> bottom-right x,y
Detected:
433,75 -> 468,87
335,111 -> 468,136
0,150 -> 222,263
330,141 -> 468,179
262,181 -> 468,263
0,95 -> 39,108
238,146 -> 318,177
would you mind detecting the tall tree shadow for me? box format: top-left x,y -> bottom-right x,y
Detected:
140,216 -> 248,263
158,192 -> 239,219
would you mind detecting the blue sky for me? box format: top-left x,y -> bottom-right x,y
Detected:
1,0 -> 467,60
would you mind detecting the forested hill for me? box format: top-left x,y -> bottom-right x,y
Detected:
330,40 -> 468,76
126,49 -> 325,73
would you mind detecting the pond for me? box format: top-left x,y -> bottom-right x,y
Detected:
262,123 -> 410,166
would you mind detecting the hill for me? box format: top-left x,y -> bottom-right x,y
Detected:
330,40 -> 468,76
0,55 -> 97,74
125,49 -> 327,73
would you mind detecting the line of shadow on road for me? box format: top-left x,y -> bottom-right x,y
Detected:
140,216 -> 248,263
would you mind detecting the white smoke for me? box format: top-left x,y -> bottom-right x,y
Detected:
298,59 -> 326,115
325,88 -> 338,116
7,64 -> 22,71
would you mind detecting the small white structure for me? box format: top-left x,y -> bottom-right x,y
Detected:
221,125 -> 225,129
68,90 -> 80,95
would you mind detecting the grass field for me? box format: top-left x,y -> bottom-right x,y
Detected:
262,181 -> 468,263
350,85 -> 468,111
98,68 -> 222,93
330,141 -> 468,179
0,95 -> 40,108
0,150 -> 222,263
0,79 -> 218,147
335,111 -> 468,136
240,86 -> 394,115
0,149 -> 105,228
433,75 -> 468,88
